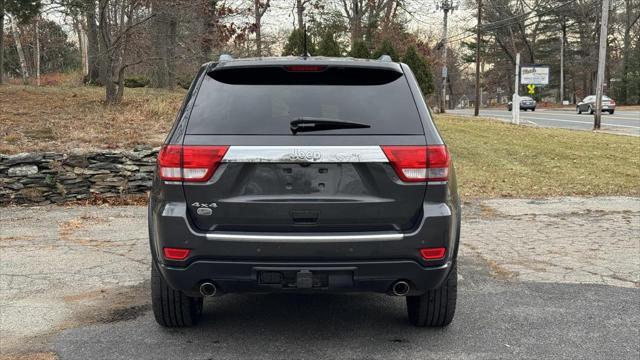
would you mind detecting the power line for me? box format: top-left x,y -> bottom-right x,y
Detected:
444,0 -> 597,45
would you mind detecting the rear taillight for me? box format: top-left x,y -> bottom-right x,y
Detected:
158,145 -> 229,182
381,145 -> 450,182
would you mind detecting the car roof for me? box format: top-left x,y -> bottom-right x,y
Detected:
204,56 -> 403,72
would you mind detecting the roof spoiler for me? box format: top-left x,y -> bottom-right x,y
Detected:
219,54 -> 234,62
377,55 -> 393,62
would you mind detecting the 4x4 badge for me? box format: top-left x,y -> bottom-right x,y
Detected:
191,202 -> 218,208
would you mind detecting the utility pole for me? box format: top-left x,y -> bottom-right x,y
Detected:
594,0 -> 610,130
438,0 -> 456,113
474,0 -> 482,116
512,52 -> 520,125
560,17 -> 565,104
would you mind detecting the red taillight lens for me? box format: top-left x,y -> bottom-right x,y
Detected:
420,247 -> 446,260
163,247 -> 191,260
381,145 -> 450,182
158,145 -> 229,182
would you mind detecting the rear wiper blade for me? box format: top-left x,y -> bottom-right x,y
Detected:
290,117 -> 370,134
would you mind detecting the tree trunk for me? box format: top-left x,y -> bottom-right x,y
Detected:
200,0 -> 218,63
84,0 -> 101,84
620,0 -> 639,104
254,0 -> 270,56
151,0 -> 176,88
73,17 -> 89,77
35,16 -> 41,86
0,0 -> 5,85
255,0 -> 262,56
10,17 -> 29,84
296,0 -> 304,30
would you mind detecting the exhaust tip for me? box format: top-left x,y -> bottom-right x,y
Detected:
199,282 -> 217,297
391,280 -> 410,296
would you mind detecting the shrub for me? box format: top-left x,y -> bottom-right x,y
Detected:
124,76 -> 150,88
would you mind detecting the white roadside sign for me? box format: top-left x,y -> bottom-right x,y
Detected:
520,66 -> 550,85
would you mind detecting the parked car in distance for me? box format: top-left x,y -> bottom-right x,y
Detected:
576,95 -> 616,114
148,55 -> 461,329
508,96 -> 537,111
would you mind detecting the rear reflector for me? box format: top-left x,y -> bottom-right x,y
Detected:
163,247 -> 191,260
158,145 -> 229,182
381,145 -> 450,182
420,247 -> 446,260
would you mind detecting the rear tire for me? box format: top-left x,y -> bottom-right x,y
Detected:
531,108 -> 535,112
609,110 -> 615,114
151,263 -> 203,327
577,107 -> 582,114
406,262 -> 457,327
589,105 -> 594,114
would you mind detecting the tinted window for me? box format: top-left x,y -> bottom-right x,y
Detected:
186,69 -> 423,135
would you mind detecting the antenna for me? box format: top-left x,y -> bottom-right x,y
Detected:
303,25 -> 309,59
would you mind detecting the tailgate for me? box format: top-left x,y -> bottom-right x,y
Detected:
182,142 -> 427,232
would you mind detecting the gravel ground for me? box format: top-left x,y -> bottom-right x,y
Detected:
0,197 -> 638,359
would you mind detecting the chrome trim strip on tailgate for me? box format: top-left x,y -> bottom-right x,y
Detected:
205,232 -> 403,242
222,146 -> 388,163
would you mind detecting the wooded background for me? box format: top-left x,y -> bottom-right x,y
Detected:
1,0 -> 639,106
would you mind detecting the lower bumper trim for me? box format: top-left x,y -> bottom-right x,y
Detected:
158,259 -> 451,297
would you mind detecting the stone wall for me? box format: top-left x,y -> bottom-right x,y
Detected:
0,146 -> 158,205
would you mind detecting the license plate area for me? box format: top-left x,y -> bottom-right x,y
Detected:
257,268 -> 354,289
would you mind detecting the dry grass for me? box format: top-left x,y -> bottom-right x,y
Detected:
1,85 -> 639,198
0,85 -> 184,154
435,114 -> 640,198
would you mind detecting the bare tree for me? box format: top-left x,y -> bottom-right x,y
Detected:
620,0 -> 640,102
34,14 -> 40,86
0,1 -> 4,85
97,0 -> 152,104
84,0 -> 102,84
253,0 -> 270,56
9,16 -> 29,83
296,0 -> 311,30
151,0 -> 177,88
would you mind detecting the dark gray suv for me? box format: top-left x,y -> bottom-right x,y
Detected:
148,56 -> 461,328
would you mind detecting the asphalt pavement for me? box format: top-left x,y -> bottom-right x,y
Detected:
53,256 -> 640,360
1,198 -> 639,359
448,108 -> 640,136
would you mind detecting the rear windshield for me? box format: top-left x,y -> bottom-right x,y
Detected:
185,67 -> 423,135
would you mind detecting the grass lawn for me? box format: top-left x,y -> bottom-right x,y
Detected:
0,85 -> 184,154
1,85 -> 638,198
435,114 -> 640,198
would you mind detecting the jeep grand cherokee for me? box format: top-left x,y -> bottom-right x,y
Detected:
148,55 -> 461,328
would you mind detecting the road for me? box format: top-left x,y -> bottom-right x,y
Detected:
448,108 -> 640,136
1,197 -> 639,359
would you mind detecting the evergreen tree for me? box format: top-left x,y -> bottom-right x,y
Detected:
402,46 -> 434,96
316,31 -> 340,57
372,39 -> 399,61
282,28 -> 315,56
349,40 -> 369,58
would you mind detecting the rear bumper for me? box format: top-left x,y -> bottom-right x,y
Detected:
149,194 -> 460,295
158,259 -> 452,297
